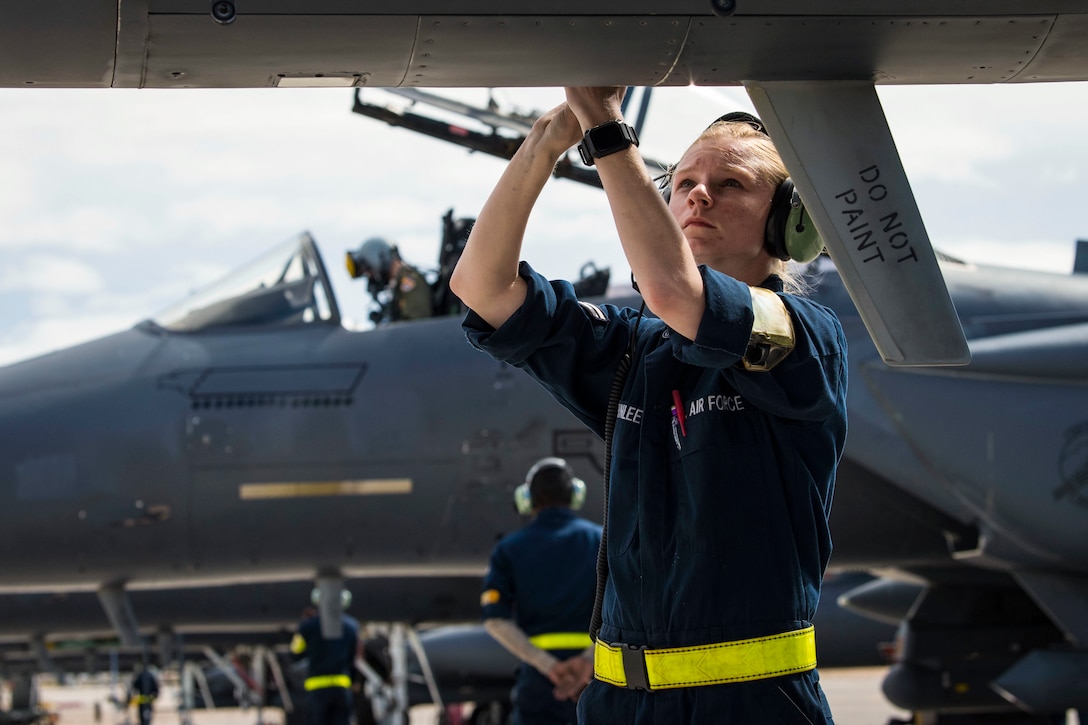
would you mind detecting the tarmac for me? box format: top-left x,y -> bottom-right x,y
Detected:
33,667 -> 912,725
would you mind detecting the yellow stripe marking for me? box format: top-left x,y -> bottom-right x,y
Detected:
530,632 -> 593,650
304,675 -> 351,690
239,479 -> 413,500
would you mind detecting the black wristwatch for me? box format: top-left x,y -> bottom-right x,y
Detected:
577,121 -> 640,166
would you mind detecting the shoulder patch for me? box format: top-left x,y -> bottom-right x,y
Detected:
481,589 -> 501,606
578,301 -> 606,322
399,275 -> 417,293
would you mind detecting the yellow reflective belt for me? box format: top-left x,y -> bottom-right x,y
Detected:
133,695 -> 155,704
594,626 -> 816,690
304,674 -> 351,691
529,632 -> 593,650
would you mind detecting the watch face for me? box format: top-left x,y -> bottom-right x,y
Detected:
591,122 -> 627,150
580,121 -> 637,164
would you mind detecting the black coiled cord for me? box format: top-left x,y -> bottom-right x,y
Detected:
590,301 -> 644,643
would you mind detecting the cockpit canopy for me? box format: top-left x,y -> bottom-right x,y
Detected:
151,233 -> 340,332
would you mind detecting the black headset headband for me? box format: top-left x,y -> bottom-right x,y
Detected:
710,111 -> 767,135
656,111 -> 770,193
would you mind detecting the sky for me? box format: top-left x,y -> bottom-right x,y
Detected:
1,81 -> 1086,366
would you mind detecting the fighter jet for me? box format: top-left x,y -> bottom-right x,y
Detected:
1,210 -> 1086,720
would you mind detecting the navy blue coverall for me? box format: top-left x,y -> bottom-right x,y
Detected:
482,507 -> 603,724
464,263 -> 848,724
129,669 -> 159,725
290,614 -> 361,725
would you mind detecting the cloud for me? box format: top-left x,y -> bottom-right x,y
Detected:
879,83 -> 1088,190
0,254 -> 104,294
941,236 -> 1075,274
0,206 -> 133,254
879,87 -> 1014,185
0,313 -> 138,367
1,83 -> 1086,369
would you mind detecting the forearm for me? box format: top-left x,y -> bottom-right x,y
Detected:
483,618 -> 559,677
564,87 -> 704,338
451,111 -> 572,329
595,148 -> 705,337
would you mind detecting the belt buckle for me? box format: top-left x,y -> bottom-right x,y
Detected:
620,643 -> 651,691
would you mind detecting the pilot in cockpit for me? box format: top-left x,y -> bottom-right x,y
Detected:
345,237 -> 433,324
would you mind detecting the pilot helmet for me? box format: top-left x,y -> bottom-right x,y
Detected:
345,237 -> 395,289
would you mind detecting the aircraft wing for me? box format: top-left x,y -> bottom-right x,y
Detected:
6,3 -> 1088,90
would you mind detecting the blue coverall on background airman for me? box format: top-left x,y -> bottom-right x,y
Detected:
482,506 -> 602,725
465,262 -> 848,723
291,611 -> 361,725
128,667 -> 159,725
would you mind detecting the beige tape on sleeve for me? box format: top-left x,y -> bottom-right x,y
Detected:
743,287 -> 795,372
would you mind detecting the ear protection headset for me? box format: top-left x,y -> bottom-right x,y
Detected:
311,587 -> 353,610
514,457 -> 586,515
660,111 -> 823,265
